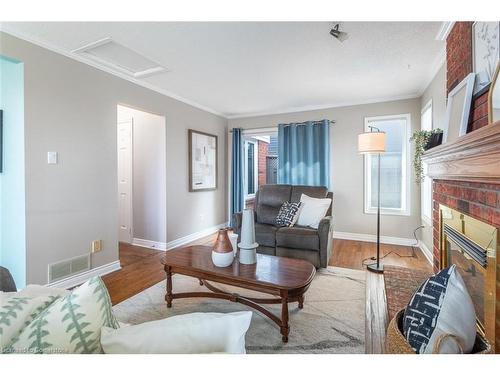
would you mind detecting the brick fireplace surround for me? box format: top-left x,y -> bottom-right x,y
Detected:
422,121 -> 500,352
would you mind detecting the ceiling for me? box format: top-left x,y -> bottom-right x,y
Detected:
1,22 -> 445,118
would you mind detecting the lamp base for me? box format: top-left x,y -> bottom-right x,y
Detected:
367,263 -> 384,274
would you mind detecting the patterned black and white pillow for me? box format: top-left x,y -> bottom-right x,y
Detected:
402,265 -> 476,354
275,202 -> 302,227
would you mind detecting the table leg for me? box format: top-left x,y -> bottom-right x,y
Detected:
280,290 -> 289,343
166,266 -> 173,308
298,294 -> 304,309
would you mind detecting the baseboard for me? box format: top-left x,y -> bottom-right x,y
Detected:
418,240 -> 434,265
46,260 -> 121,289
332,231 -> 417,247
132,238 -> 167,250
166,222 -> 229,250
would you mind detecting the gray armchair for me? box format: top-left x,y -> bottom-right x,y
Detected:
232,184 -> 333,268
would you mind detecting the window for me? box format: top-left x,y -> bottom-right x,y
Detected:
364,114 -> 410,216
244,140 -> 258,198
241,129 -> 278,208
421,100 -> 433,224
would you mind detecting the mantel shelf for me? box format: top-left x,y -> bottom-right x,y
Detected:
421,121 -> 500,184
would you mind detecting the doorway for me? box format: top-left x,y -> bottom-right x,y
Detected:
117,104 -> 167,250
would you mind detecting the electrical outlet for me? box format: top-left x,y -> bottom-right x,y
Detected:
91,240 -> 102,253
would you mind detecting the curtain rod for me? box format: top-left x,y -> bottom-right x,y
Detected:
229,120 -> 335,133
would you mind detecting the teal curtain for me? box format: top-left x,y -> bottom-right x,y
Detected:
230,128 -> 244,227
278,120 -> 330,187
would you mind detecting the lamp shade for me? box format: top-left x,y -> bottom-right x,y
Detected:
358,132 -> 385,154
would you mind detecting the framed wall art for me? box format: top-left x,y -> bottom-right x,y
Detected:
472,21 -> 500,95
188,129 -> 218,192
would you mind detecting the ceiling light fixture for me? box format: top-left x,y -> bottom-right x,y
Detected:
330,23 -> 349,43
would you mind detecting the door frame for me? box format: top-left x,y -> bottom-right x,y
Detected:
117,118 -> 134,244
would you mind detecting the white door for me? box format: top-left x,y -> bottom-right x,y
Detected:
118,119 -> 133,243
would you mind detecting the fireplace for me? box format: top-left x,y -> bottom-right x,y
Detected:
439,204 -> 498,350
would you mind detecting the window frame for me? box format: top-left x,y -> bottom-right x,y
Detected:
421,99 -> 433,225
243,139 -> 259,200
363,113 -> 411,216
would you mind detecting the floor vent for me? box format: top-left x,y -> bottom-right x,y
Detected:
48,254 -> 91,283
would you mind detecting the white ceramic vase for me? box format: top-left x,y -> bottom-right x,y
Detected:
228,232 -> 238,257
238,209 -> 258,265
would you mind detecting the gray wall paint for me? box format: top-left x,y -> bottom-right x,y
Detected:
420,63 -> 447,253
117,105 -> 167,244
229,98 -> 422,239
1,32 -> 227,285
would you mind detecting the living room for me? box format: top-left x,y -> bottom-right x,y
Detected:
1,0 -> 500,373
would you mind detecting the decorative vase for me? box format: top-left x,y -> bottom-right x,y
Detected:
228,232 -> 239,257
211,229 -> 234,267
238,209 -> 258,265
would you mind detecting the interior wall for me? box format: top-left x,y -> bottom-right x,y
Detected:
117,105 -> 167,245
0,32 -> 228,285
228,98 -> 422,240
0,55 -> 26,288
420,63 -> 447,254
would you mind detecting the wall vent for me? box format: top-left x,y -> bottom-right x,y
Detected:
72,37 -> 167,79
48,254 -> 91,283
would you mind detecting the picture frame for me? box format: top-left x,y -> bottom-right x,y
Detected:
188,129 -> 218,192
472,21 -> 500,95
443,73 -> 475,144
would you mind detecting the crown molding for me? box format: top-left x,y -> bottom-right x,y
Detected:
226,93 -> 421,120
435,21 -> 455,41
0,26 -> 226,118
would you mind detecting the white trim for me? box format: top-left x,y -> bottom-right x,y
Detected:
227,93 -> 421,120
46,261 -> 121,289
419,240 -> 434,265
166,222 -> 229,250
333,231 -> 416,247
241,127 -> 278,136
363,113 -> 411,216
132,238 -> 167,250
435,22 -> 456,41
0,27 -> 225,118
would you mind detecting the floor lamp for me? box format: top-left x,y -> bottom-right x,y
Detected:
358,126 -> 386,273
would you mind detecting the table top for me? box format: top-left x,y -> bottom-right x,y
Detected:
162,245 -> 316,290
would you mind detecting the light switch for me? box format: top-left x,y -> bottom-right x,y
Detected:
47,151 -> 58,165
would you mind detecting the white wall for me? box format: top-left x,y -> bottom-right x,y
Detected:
420,63 -> 447,253
117,105 -> 167,245
1,32 -> 228,285
228,98 -> 422,240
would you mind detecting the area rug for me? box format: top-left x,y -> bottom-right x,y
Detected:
112,266 -> 366,354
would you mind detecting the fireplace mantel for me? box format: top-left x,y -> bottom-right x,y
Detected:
422,121 -> 500,184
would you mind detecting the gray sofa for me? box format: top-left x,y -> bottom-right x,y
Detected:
232,184 -> 333,268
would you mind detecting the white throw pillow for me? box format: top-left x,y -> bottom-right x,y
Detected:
100,311 -> 252,354
0,286 -> 68,351
296,193 -> 332,229
9,277 -> 119,354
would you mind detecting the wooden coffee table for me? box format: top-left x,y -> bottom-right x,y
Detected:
162,245 -> 316,342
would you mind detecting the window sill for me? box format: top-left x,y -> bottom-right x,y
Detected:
364,209 -> 410,217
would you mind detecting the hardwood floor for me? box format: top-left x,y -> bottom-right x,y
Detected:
103,235 -> 432,305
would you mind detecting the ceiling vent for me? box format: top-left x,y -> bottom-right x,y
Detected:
72,37 -> 167,79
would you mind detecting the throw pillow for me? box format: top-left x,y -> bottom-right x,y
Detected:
275,202 -> 302,227
0,286 -> 68,352
296,193 -> 332,229
8,276 -> 119,354
100,311 -> 252,354
402,265 -> 476,354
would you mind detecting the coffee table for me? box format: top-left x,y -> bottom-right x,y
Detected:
162,245 -> 316,342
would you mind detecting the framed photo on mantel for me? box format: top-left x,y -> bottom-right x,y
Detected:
188,129 -> 218,192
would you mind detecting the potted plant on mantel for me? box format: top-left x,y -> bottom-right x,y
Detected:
410,129 -> 443,183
